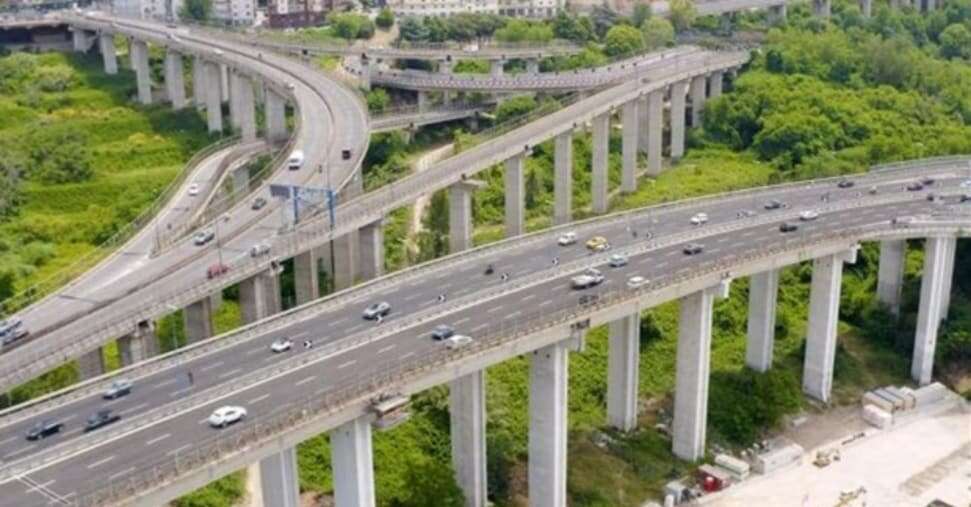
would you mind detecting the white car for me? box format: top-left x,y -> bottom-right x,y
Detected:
208,406 -> 247,428
557,232 -> 577,246
961,179 -> 971,188
187,183 -> 200,196
690,213 -> 708,226
627,275 -> 648,288
250,243 -> 271,257
570,268 -> 605,290
608,254 -> 628,267
799,210 -> 819,221
270,338 -> 292,353
445,334 -> 473,349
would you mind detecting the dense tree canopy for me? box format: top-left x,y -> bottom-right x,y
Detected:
604,25 -> 645,57
179,0 -> 211,22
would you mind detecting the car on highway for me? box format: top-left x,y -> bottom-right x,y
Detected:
363,301 -> 391,320
251,197 -> 267,210
557,232 -> 577,246
960,179 -> 971,188
690,213 -> 708,225
683,243 -> 704,256
445,334 -> 473,349
209,406 -> 247,428
187,183 -> 201,196
102,379 -> 133,400
837,179 -> 854,188
26,420 -> 64,441
585,236 -> 609,252
736,210 -> 756,219
342,149 -> 352,160
1,327 -> 28,346
206,263 -> 230,280
920,176 -> 935,186
799,210 -> 819,221
906,182 -> 924,191
868,186 -> 878,195
270,338 -> 293,353
764,199 -> 784,210
961,194 -> 971,203
0,317 -> 22,338
193,229 -> 215,246
891,216 -> 915,227
571,268 -> 604,290
627,275 -> 648,288
84,409 -> 121,433
608,254 -> 628,267
431,324 -> 454,341
288,150 -> 304,170
779,222 -> 799,233
249,243 -> 271,257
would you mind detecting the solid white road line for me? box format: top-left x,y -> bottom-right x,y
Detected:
218,368 -> 243,380
471,323 -> 489,333
295,376 -> 316,386
400,351 -> 415,360
144,433 -> 171,446
377,344 -> 395,354
453,317 -> 470,326
199,361 -> 225,373
248,393 -> 270,405
85,455 -> 115,469
337,360 -> 357,370
521,294 -> 537,302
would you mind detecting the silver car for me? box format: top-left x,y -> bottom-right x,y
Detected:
363,302 -> 391,320
102,379 -> 133,400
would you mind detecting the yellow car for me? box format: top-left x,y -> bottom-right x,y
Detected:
585,236 -> 610,252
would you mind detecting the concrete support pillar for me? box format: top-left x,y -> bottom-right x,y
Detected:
99,34 -> 117,74
646,90 -> 663,177
164,50 -> 186,109
607,314 -> 640,432
130,39 -> 152,105
232,166 -> 249,195
77,348 -> 105,380
449,180 -> 482,253
621,100 -> 639,193
293,249 -> 320,306
769,3 -> 787,24
877,240 -> 906,316
231,73 -> 256,140
670,81 -> 688,161
450,371 -> 487,507
709,71 -> 724,99
526,58 -> 539,74
265,89 -> 288,143
443,90 -> 454,106
912,237 -> 955,385
860,0 -> 872,16
938,238 -> 956,322
240,271 -> 281,324
689,74 -> 707,128
204,62 -> 224,133
746,269 -> 779,372
638,96 -> 649,155
331,417 -> 376,507
117,323 -> 158,367
504,154 -> 525,238
183,297 -> 214,344
332,233 -> 357,291
490,59 -> 504,77
359,59 -> 371,91
591,113 -> 609,214
813,0 -> 832,17
673,281 -> 730,461
72,29 -> 88,52
803,249 -> 856,403
358,219 -> 384,281
924,0 -> 936,10
192,57 -> 206,111
260,447 -> 300,507
418,90 -> 429,112
528,341 -> 569,507
553,132 -> 573,225
220,63 -> 230,103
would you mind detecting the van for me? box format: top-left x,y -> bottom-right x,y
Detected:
288,150 -> 304,170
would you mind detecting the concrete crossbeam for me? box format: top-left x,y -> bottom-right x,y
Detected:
591,113 -> 609,214
358,219 -> 384,281
164,50 -> 186,109
673,281 -> 730,461
802,249 -> 857,403
260,447 -> 300,507
183,297 -> 214,344
607,314 -> 640,432
529,340 -> 569,507
670,80 -> 688,160
646,89 -> 663,177
99,34 -> 117,75
621,100 -> 639,193
876,239 -> 906,316
130,39 -> 152,105
240,270 -> 282,324
331,417 -> 376,507
293,249 -> 320,306
204,62 -> 223,133
689,74 -> 706,127
450,370 -> 487,507
553,131 -> 573,225
912,237 -> 955,385
77,348 -> 105,380
746,269 -> 779,372
266,89 -> 288,142
505,154 -> 525,238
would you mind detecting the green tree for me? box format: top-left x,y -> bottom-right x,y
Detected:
179,0 -> 212,22
376,7 -> 394,29
604,25 -> 645,57
399,17 -> 429,41
632,3 -> 653,27
494,95 -> 537,123
642,17 -> 675,49
939,23 -> 971,59
366,88 -> 390,112
0,151 -> 22,219
552,11 -> 596,43
327,12 -> 374,40
668,0 -> 697,31
27,130 -> 93,184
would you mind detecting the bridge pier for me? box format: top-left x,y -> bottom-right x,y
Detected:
912,237 -> 955,385
331,232 -> 358,291
229,72 -> 241,130
877,239 -> 906,316
220,64 -> 230,103
490,59 -> 504,77
260,447 -> 300,507
860,0 -> 872,16
240,270 -> 282,323
591,113 -> 610,214
359,58 -> 371,91
813,0 -> 832,17
331,417 -> 376,507
118,322 -> 158,367
803,249 -> 857,403
192,57 -> 206,111
553,131 -> 573,225
130,39 -> 152,105
526,58 -> 540,74
184,296 -> 215,344
417,90 -> 429,112
99,34 -> 117,75
293,249 -> 321,305
689,74 -> 706,128
769,3 -> 787,24
449,180 -> 484,253
646,89 -> 663,177
205,62 -> 224,133
607,314 -> 640,432
165,50 -> 186,109
358,219 -> 385,281
938,238 -> 955,322
621,100 -> 639,193
450,370 -> 487,507
505,154 -> 525,238
670,80 -> 688,161
673,280 -> 730,461
233,73 -> 257,141
709,71 -> 724,99
529,340 -> 570,507
638,95 -> 649,156
265,89 -> 288,143
77,348 -> 105,380
746,269 -> 780,372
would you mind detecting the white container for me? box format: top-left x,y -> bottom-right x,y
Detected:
714,454 -> 750,480
862,404 -> 892,429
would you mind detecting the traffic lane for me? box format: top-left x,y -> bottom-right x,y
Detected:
8,197 -> 938,504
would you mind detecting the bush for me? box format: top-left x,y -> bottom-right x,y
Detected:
708,368 -> 802,445
376,7 -> 394,29
642,18 -> 675,49
327,12 -> 375,40
604,25 -> 646,57
366,88 -> 390,113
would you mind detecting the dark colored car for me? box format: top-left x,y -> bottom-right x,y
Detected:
26,420 -> 63,441
764,199 -> 784,210
960,194 -> 971,203
342,149 -> 352,160
920,176 -> 935,186
837,180 -> 854,188
683,243 -> 704,256
206,263 -> 230,280
431,325 -> 454,341
84,409 -> 121,433
251,197 -> 267,210
906,182 -> 924,191
779,222 -> 799,233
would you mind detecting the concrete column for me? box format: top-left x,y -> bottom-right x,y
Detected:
449,180 -> 483,253
240,271 -> 282,323
331,417 -> 376,507
591,113 -> 609,214
164,50 -> 186,109
266,89 -> 288,143
621,100 -> 639,194
77,348 -> 105,380
709,71 -> 724,99
358,219 -> 384,281
924,0 -> 936,10
220,63 -> 230,103
443,90 -> 454,106
746,269 -> 779,372
860,0 -> 872,16
183,297 -> 214,344
332,233 -> 358,291
505,154 -> 525,238
99,34 -> 117,74
231,73 -> 256,140
813,0 -> 832,17
450,371 -> 487,507
938,238 -> 956,322
670,81 -> 688,161
803,249 -> 856,403
529,341 -> 569,507
769,3 -> 787,24
72,29 -> 88,52
608,314 -> 640,432
638,96 -> 649,155
293,249 -> 320,306
526,58 -> 539,74
130,39 -> 152,105
417,90 -> 429,112
912,237 -> 955,385
260,447 -> 300,507
553,132 -> 573,225
877,240 -> 906,316
689,74 -> 707,127
192,57 -> 206,111
204,62 -> 223,133
673,281 -> 730,461
359,58 -> 371,91
646,90 -> 663,177
117,323 -> 158,367
232,166 -> 249,195
490,59 -> 504,77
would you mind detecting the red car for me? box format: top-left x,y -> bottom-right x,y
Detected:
206,263 -> 229,280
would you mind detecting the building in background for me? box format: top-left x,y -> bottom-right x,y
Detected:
266,0 -> 340,28
389,0 -> 560,18
111,0 -> 183,19
211,0 -> 256,25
